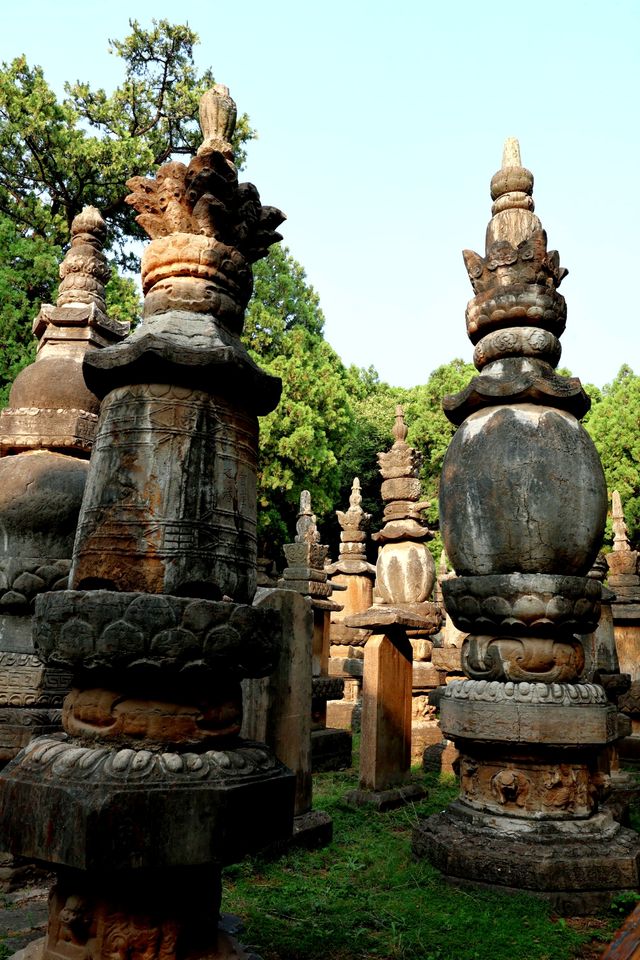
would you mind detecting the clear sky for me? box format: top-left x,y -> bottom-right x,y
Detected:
2,0 -> 638,389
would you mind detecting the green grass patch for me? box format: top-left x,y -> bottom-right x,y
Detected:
222,761 -> 619,959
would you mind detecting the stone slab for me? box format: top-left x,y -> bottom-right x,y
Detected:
328,658 -> 363,678
310,727 -> 352,772
291,810 -> 333,849
346,603 -> 440,632
431,648 -> 463,672
344,783 -> 426,812
360,633 -> 412,791
441,695 -> 619,746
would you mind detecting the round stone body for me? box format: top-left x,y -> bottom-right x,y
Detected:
0,450 -> 88,557
375,539 -> 435,604
439,403 -> 606,577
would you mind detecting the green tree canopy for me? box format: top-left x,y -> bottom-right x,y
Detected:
0,20 -> 253,262
584,364 -> 640,548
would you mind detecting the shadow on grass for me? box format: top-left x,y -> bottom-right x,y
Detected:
222,753 -> 623,960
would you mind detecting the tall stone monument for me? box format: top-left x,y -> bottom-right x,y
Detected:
326,478 -> 376,731
413,140 -> 640,911
0,207 -> 128,764
0,85 -> 295,960
346,406 -> 441,809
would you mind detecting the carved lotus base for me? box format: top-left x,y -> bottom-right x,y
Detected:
413,800 -> 640,914
34,590 -> 279,681
443,573 -> 601,636
0,734 -> 294,870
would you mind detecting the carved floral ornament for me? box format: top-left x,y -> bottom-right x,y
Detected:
125,84 -> 285,323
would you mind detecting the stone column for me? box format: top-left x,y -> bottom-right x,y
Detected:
279,491 -> 352,771
242,587 -> 332,847
346,407 -> 441,810
412,140 -> 640,913
326,478 -> 376,731
0,85 -> 294,960
0,207 -> 128,766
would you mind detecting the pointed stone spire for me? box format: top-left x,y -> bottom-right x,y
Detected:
296,489 -> 321,546
606,491 -> 639,597
0,206 -> 129,456
612,490 -> 632,552
486,137 -> 540,247
327,477 -> 375,578
447,139 -> 587,424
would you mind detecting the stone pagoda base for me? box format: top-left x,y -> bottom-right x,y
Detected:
413,799 -> 640,914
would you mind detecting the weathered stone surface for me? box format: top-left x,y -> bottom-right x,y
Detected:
375,541 -> 435,605
242,589 -> 313,818
345,782 -> 426,812
441,691 -> 618,745
346,602 -> 441,632
71,384 -> 260,603
0,735 -> 294,870
0,453 -> 88,559
359,633 -> 413,792
413,801 -> 640,913
34,590 -> 279,679
443,573 -> 601,635
440,405 -> 607,578
310,727 -> 352,772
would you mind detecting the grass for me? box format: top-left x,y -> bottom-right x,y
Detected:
221,757 -> 624,960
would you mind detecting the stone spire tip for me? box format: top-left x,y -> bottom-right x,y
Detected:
502,137 -> 522,169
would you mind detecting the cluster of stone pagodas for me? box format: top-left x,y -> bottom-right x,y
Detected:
278,491 -> 351,771
345,406 -> 441,809
412,139 -> 640,912
0,85 -> 295,960
0,207 -> 128,766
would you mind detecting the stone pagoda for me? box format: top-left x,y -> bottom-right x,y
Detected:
608,492 -> 640,761
413,139 -> 640,912
279,490 -> 351,771
326,477 -> 376,731
346,406 -> 441,809
0,85 -> 295,960
0,207 -> 128,765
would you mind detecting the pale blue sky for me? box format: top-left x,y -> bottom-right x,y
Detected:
2,0 -> 638,389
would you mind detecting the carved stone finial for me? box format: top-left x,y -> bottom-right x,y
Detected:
447,139 -> 585,422
612,491 -> 632,552
57,206 -> 110,311
122,84 -> 285,336
488,137 -> 536,231
198,84 -> 237,158
392,405 -> 408,444
295,490 -> 320,545
336,477 -> 370,544
438,550 -> 448,578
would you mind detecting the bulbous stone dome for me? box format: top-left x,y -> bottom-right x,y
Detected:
440,403 -> 607,577
8,356 -> 100,416
0,450 -> 89,558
